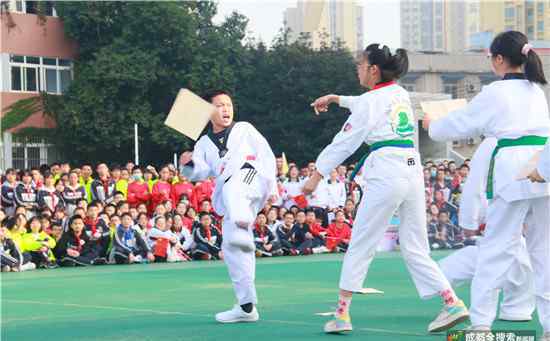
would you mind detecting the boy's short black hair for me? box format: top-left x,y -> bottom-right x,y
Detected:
199,211 -> 211,220
203,89 -> 231,102
120,212 -> 133,220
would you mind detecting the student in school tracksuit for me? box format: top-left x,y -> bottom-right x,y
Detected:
425,31 -> 550,338
305,43 -> 467,334
438,137 -> 535,322
192,212 -> 223,260
1,169 -> 18,217
112,213 -> 154,264
54,215 -> 101,266
179,90 -> 277,324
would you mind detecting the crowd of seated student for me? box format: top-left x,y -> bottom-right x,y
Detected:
0,157 -> 471,272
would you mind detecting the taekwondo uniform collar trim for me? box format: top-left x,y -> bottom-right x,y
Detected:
502,73 -> 526,80
372,80 -> 397,91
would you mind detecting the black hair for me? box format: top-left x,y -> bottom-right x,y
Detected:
89,200 -> 102,208
68,215 -> 84,227
5,168 -> 16,175
199,211 -> 211,219
117,201 -> 128,209
490,31 -> 547,85
363,43 -> 409,82
203,89 -> 231,103
120,212 -> 133,220
19,170 -> 32,178
284,211 -> 295,217
113,191 -> 124,197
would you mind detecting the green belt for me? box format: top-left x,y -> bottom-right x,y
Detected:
486,135 -> 548,199
349,139 -> 414,182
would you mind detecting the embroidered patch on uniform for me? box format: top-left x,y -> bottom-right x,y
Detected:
407,158 -> 415,166
390,102 -> 415,137
343,123 -> 353,132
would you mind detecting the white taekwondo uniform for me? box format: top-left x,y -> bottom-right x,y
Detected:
429,74 -> 550,331
182,121 -> 277,305
439,137 -> 535,321
316,81 -> 454,299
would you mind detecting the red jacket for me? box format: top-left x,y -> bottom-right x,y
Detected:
171,182 -> 196,210
151,181 -> 173,211
182,216 -> 195,233
127,181 -> 151,208
326,222 -> 352,250
308,221 -> 327,238
193,180 -> 214,205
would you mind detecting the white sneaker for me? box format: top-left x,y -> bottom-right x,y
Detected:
428,300 -> 469,332
215,305 -> 259,323
20,262 -> 37,271
227,227 -> 255,253
540,332 -> 550,341
498,313 -> 532,322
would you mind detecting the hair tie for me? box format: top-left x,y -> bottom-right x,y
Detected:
521,43 -> 533,56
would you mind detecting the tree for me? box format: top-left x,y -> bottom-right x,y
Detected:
49,1 -> 249,164
49,1 -> 366,166
234,29 -> 364,164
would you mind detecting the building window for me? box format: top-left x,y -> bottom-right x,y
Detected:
8,0 -> 57,16
538,21 -> 544,32
504,7 -> 515,19
11,135 -> 53,170
443,82 -> 458,99
537,2 -> 544,14
9,55 -> 73,94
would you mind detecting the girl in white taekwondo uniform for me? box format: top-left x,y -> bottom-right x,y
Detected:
424,31 -> 550,337
304,44 -> 468,334
179,90 -> 278,324
439,136 -> 535,323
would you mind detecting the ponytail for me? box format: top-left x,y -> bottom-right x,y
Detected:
363,44 -> 409,82
490,30 -> 547,85
525,49 -> 547,85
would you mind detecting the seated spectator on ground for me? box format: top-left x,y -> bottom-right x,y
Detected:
22,216 -> 57,269
325,210 -> 352,253
192,213 -> 222,261
305,209 -> 327,249
84,202 -> 111,260
54,215 -> 102,266
438,211 -> 464,249
276,211 -> 296,256
112,213 -> 154,264
148,215 -> 188,262
253,213 -> 282,257
0,222 -> 35,272
171,214 -> 193,256
290,211 -> 314,255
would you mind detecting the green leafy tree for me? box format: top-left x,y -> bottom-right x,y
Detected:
49,1 -> 366,166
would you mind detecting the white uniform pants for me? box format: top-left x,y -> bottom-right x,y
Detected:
339,154 -> 452,299
471,196 -> 550,332
220,167 -> 264,305
440,245 -> 535,319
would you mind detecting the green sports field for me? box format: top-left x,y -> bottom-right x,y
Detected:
1,251 -> 542,341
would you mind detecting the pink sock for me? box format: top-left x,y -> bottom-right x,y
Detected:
440,288 -> 458,306
335,294 -> 352,320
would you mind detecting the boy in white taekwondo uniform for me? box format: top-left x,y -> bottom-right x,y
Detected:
439,136 -> 535,322
179,90 -> 278,324
424,31 -> 550,338
304,43 -> 468,334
